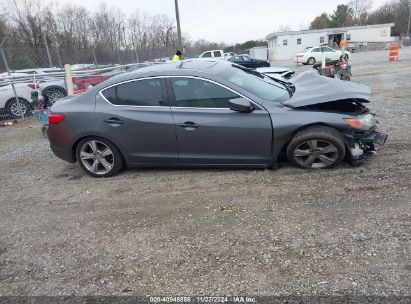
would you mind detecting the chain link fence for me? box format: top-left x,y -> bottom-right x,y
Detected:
0,43 -> 172,122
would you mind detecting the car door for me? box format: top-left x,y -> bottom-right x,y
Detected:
241,55 -> 255,68
166,76 -> 273,165
201,52 -> 212,58
95,77 -> 178,165
321,47 -> 337,60
228,55 -> 243,66
311,48 -> 322,61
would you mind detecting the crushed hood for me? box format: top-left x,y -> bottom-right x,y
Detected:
282,71 -> 371,108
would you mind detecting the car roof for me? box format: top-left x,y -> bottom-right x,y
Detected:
92,59 -> 235,92
124,59 -> 230,77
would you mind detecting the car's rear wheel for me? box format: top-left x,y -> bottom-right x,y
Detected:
76,137 -> 124,177
286,126 -> 346,169
307,57 -> 316,65
6,98 -> 32,118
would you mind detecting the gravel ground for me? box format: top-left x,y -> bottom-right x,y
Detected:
0,48 -> 410,299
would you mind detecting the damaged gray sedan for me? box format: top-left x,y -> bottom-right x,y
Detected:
48,60 -> 387,177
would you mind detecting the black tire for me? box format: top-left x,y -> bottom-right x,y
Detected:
76,137 -> 124,178
41,125 -> 48,138
307,57 -> 316,65
42,86 -> 67,105
5,98 -> 32,118
286,126 -> 346,169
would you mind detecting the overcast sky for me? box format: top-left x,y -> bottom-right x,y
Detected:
67,0 -> 388,44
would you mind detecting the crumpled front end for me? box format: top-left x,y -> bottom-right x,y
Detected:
342,128 -> 388,166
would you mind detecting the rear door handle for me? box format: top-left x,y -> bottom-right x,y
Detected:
104,117 -> 124,125
176,121 -> 199,129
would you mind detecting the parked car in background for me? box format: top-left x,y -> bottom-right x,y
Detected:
228,54 -> 270,68
48,59 -> 386,177
295,47 -> 351,65
1,68 -> 68,104
198,50 -> 238,60
0,82 -> 40,118
224,52 -> 237,60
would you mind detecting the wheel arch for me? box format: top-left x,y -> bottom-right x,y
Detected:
274,122 -> 339,164
70,134 -> 127,166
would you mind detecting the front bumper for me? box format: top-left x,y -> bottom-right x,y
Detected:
342,129 -> 388,166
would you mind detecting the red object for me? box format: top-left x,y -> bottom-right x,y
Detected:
73,75 -> 104,88
48,114 -> 65,125
27,83 -> 39,89
73,89 -> 88,95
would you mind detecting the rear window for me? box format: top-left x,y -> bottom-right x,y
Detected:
101,79 -> 164,106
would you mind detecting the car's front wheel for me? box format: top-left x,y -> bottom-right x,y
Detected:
307,57 -> 316,65
76,137 -> 124,177
286,126 -> 346,169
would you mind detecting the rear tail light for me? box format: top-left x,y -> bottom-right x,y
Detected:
48,114 -> 65,125
28,83 -> 39,89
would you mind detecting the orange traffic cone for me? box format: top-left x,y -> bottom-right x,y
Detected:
389,43 -> 399,62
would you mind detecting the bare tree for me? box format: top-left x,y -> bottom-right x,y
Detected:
349,0 -> 373,24
273,24 -> 293,33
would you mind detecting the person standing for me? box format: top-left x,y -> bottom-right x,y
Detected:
172,50 -> 182,62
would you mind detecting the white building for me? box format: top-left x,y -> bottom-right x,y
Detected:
266,23 -> 395,60
245,46 -> 269,60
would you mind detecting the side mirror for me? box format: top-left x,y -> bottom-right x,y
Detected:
229,98 -> 253,113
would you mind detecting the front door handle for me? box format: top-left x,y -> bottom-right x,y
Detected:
176,121 -> 199,129
104,117 -> 124,125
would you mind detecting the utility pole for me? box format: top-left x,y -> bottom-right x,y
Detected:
174,0 -> 183,53
43,35 -> 53,68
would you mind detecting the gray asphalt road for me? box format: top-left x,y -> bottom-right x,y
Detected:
0,48 -> 410,298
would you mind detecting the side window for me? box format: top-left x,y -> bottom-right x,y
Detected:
213,51 -> 222,57
202,52 -> 212,58
322,47 -> 334,52
312,48 -> 320,52
242,55 -> 252,62
231,56 -> 242,61
171,77 -> 239,108
101,79 -> 164,106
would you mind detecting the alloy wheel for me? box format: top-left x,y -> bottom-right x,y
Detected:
292,139 -> 339,168
79,140 -> 114,175
48,91 -> 64,104
10,101 -> 27,117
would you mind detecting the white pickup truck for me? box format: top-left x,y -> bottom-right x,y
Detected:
198,50 -> 236,60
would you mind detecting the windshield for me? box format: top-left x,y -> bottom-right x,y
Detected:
220,65 -> 290,102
